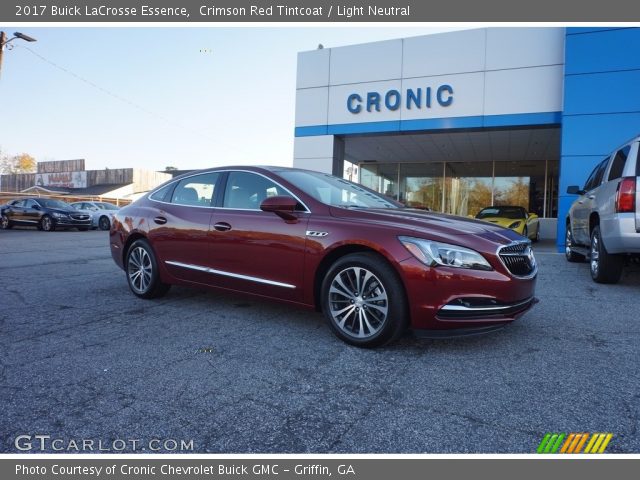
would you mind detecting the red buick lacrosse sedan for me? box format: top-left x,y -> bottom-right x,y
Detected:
110,166 -> 537,347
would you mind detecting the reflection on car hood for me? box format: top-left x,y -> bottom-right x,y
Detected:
478,217 -> 523,228
330,207 -> 523,245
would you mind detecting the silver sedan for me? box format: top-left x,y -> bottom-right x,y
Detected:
69,201 -> 120,230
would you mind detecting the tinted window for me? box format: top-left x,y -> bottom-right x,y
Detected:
584,158 -> 608,191
223,172 -> 293,210
149,183 -> 173,202
608,145 -> 631,181
11,200 -> 25,207
476,206 -> 526,219
24,199 -> 38,208
171,172 -> 219,207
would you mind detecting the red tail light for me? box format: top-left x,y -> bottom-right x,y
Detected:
615,177 -> 636,213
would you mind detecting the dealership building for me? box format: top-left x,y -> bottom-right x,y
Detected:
293,27 -> 640,251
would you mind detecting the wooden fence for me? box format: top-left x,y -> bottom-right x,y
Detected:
0,191 -> 132,207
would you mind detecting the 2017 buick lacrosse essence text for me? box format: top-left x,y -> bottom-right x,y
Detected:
109,166 -> 537,347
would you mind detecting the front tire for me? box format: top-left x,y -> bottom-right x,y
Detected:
40,215 -> 55,232
125,239 -> 171,299
321,253 -> 408,348
565,225 -> 584,262
590,225 -> 623,284
0,214 -> 11,229
98,216 -> 110,231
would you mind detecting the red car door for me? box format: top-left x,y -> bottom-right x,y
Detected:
147,171 -> 222,285
207,171 -> 309,303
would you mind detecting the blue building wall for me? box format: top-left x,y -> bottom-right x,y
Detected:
558,27 -> 640,250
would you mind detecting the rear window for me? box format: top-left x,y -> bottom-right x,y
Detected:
608,145 -> 631,181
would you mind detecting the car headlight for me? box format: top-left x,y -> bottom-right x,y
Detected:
508,221 -> 522,229
399,236 -> 492,271
52,212 -> 68,219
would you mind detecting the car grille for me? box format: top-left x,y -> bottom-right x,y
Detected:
70,214 -> 90,221
498,241 -> 536,277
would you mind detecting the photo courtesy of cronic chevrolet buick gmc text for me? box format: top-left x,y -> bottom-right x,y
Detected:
565,135 -> 640,283
109,167 -> 538,347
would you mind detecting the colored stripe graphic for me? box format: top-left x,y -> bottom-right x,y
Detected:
539,433 -> 613,453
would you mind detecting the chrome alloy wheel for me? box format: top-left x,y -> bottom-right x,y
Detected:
590,232 -> 600,278
128,246 -> 153,294
328,266 -> 389,339
565,228 -> 573,257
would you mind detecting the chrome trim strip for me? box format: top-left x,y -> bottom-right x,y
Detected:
148,169 -> 311,213
165,260 -> 296,289
306,230 -> 328,237
440,298 -> 532,312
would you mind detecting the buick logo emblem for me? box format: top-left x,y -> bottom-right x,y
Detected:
525,246 -> 536,267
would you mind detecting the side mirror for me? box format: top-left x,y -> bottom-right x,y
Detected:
260,196 -> 299,221
32,204 -> 40,210
567,185 -> 585,195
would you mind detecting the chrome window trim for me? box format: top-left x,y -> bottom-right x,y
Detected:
496,240 -> 538,279
165,260 -> 296,289
440,297 -> 533,312
148,169 -> 311,213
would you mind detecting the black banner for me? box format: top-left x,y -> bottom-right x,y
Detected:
1,0 -> 639,22
2,458 -> 639,480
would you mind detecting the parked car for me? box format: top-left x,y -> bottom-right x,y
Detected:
109,167 -> 537,347
565,135 -> 640,283
0,197 -> 92,231
69,201 -> 120,230
475,206 -> 540,242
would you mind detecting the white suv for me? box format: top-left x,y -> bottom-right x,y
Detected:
565,135 -> 640,283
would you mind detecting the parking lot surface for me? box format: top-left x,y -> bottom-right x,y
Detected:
1,229 -> 639,453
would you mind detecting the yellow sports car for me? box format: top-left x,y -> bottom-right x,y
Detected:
475,205 -> 540,242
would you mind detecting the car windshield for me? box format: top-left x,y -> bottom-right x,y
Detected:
96,203 -> 118,210
279,170 -> 401,209
36,199 -> 71,209
476,207 -> 525,219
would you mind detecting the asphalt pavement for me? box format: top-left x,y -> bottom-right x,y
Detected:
0,229 -> 638,453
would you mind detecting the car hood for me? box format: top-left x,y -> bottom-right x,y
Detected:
329,207 -> 523,246
49,208 -> 80,215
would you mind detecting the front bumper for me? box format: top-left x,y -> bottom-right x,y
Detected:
53,217 -> 92,227
399,256 -> 537,330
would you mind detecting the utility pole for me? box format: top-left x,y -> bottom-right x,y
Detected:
0,31 -> 7,78
0,31 -> 38,79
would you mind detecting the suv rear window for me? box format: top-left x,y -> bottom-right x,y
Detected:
608,145 -> 631,181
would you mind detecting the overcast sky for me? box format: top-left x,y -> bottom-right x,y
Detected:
0,27 -> 460,171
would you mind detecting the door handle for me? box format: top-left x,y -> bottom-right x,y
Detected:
153,216 -> 167,225
213,222 -> 232,232
588,195 -> 595,200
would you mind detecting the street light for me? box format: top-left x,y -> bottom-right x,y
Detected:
0,31 -> 38,78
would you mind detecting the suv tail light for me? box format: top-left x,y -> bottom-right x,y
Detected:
615,177 -> 636,213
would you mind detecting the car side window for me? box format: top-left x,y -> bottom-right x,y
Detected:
149,183 -> 173,202
584,158 -> 608,191
223,172 -> 292,210
170,172 -> 220,207
24,200 -> 37,208
608,145 -> 631,181
11,200 -> 24,207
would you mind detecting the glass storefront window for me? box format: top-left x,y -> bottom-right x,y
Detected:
358,159 -> 559,218
444,162 -> 494,217
400,163 -> 443,211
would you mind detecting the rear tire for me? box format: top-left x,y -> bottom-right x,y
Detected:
321,253 -> 408,348
590,225 -> 623,284
125,239 -> 171,299
99,216 -> 110,231
565,225 -> 584,262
